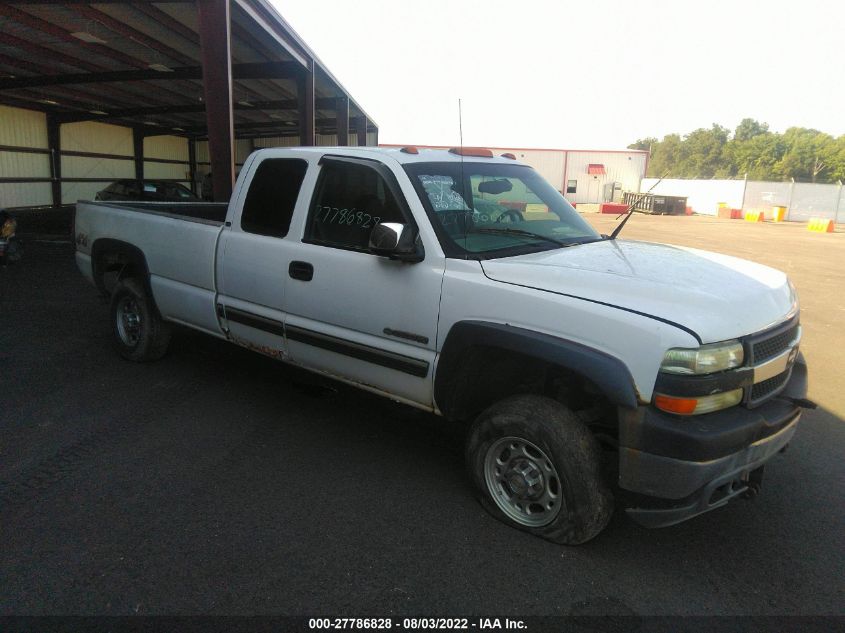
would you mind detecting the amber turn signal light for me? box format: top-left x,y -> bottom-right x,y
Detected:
654,394 -> 698,415
449,147 -> 494,157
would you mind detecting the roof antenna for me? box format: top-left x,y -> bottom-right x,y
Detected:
609,169 -> 670,239
458,98 -> 468,251
458,98 -> 464,152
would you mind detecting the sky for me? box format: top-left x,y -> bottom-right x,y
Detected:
273,0 -> 845,150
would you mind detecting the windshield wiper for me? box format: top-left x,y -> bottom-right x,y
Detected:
470,227 -> 571,247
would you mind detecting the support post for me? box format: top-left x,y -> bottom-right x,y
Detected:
46,114 -> 61,208
133,127 -> 144,191
786,177 -> 795,221
835,180 -> 843,225
357,116 -> 367,147
296,61 -> 315,146
336,96 -> 349,146
188,138 -> 197,194
197,0 -> 234,202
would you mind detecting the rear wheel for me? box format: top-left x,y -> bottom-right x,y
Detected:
110,278 -> 171,361
466,395 -> 613,544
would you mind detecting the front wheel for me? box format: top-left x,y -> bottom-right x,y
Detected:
466,395 -> 613,544
110,278 -> 171,362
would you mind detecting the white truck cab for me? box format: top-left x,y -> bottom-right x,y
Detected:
74,146 -> 810,544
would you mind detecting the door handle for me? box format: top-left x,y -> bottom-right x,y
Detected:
289,260 -> 314,281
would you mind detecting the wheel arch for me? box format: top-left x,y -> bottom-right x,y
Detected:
91,238 -> 152,297
434,320 -> 640,420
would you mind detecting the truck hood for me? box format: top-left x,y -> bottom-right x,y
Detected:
480,239 -> 796,343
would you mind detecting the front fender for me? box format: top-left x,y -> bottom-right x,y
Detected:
434,320 -> 639,419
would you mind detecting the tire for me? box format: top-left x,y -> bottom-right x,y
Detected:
3,238 -> 22,264
466,395 -> 613,545
110,277 -> 172,362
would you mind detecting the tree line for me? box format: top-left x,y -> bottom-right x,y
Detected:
628,119 -> 845,183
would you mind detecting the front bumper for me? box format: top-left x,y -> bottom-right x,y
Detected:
618,357 -> 808,528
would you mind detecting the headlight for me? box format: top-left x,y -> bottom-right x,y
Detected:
660,340 -> 744,375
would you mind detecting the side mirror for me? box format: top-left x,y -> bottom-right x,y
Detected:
368,222 -> 423,263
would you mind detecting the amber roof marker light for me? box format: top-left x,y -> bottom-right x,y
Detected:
449,147 -> 494,157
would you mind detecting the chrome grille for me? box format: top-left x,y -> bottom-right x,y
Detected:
750,323 -> 799,364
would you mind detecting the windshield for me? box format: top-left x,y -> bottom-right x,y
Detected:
404,162 -> 600,258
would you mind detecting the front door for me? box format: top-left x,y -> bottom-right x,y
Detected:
283,156 -> 444,408
587,176 -> 602,203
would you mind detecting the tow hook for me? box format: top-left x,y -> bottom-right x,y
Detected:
742,466 -> 765,500
787,397 -> 817,409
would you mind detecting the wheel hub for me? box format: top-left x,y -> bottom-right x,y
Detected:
504,459 -> 544,499
116,296 -> 142,346
483,436 -> 563,527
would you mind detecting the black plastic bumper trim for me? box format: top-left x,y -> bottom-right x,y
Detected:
623,416 -> 798,527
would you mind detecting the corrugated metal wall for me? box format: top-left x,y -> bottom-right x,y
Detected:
489,149 -> 566,190
61,121 -> 134,203
144,135 -> 191,183
565,152 -> 648,203
0,100 -> 379,209
0,105 -> 51,208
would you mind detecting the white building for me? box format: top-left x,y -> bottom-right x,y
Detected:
381,144 -> 649,205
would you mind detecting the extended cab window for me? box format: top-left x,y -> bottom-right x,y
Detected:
305,159 -> 405,251
241,158 -> 308,237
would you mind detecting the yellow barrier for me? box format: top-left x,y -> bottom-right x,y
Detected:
807,217 -> 835,233
772,206 -> 786,222
744,211 -> 764,222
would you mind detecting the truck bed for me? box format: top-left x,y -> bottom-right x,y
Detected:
75,199 -> 228,336
87,201 -> 230,225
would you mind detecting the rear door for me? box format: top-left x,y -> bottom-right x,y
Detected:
215,153 -> 311,359
283,155 -> 445,407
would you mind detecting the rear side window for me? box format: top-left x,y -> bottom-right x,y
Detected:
241,159 -> 308,237
305,159 -> 406,251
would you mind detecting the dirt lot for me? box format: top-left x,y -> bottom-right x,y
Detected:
1,218 -> 843,618
584,213 -> 845,417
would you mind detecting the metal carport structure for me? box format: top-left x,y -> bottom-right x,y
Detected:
0,0 -> 378,206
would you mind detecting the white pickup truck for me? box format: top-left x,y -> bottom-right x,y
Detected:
74,146 -> 811,544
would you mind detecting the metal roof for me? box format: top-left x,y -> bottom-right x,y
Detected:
0,0 -> 378,140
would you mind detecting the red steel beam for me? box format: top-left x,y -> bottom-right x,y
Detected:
46,114 -> 61,207
132,4 -> 294,103
357,116 -> 368,147
197,0 -> 235,201
296,62 -> 314,146
336,96 -> 349,146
